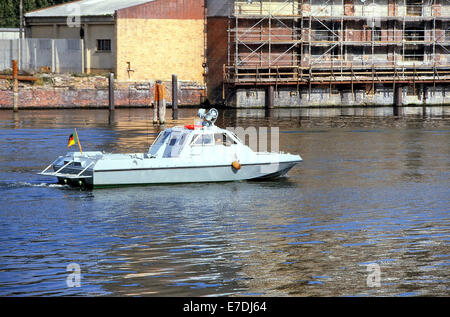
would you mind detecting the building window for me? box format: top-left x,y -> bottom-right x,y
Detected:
445,24 -> 450,41
406,0 -> 423,16
373,28 -> 381,42
96,39 -> 111,52
405,28 -> 423,42
404,48 -> 424,62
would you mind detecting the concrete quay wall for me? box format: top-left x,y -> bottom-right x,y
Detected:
229,85 -> 450,108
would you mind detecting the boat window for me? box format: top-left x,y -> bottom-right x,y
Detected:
149,131 -> 171,155
203,134 -> 213,145
227,131 -> 242,144
191,134 -> 200,145
214,133 -> 237,147
190,134 -> 213,146
178,134 -> 188,148
163,132 -> 189,158
169,138 -> 177,146
214,133 -> 223,145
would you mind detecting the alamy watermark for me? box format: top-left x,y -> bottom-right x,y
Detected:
366,263 -> 381,288
226,127 -> 281,174
66,3 -> 81,28
66,263 -> 81,288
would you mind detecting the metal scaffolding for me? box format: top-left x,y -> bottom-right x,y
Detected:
224,0 -> 450,98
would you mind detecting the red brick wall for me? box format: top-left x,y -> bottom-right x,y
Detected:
344,0 -> 355,16
206,17 -> 228,105
117,0 -> 205,20
388,1 -> 398,16
0,84 -> 204,109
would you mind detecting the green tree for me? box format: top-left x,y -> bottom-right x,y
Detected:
0,0 -> 72,28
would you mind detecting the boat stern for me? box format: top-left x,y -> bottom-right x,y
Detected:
39,151 -> 103,188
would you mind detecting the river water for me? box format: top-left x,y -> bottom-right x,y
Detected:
0,108 -> 448,297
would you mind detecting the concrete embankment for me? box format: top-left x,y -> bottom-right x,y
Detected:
228,85 -> 450,108
0,74 -> 205,109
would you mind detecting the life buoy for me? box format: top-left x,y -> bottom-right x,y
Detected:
232,161 -> 241,170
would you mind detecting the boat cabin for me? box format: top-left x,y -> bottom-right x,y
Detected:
149,126 -> 241,159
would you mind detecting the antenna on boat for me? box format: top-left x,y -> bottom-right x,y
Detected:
198,108 -> 218,127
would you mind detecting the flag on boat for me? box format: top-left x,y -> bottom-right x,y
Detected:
68,133 -> 77,148
68,129 -> 83,153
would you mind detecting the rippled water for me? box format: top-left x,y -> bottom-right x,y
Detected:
0,108 -> 449,297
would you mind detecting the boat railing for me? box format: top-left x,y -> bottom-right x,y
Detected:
38,160 -> 94,179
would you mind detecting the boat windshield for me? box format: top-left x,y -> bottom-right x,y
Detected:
149,131 -> 171,156
163,132 -> 189,158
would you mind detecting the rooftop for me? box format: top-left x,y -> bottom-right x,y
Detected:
25,0 -> 153,18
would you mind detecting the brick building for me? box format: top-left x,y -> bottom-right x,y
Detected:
206,0 -> 450,107
24,0 -> 450,108
25,0 -> 206,85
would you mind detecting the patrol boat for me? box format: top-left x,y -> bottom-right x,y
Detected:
38,109 -> 302,188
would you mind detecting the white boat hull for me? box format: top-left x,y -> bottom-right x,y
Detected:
46,151 -> 301,188
90,161 -> 299,187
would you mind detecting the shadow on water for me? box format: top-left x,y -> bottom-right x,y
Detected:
0,107 -> 448,296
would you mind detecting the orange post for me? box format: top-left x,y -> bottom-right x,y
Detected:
153,82 -> 159,124
12,60 -> 18,78
159,82 -> 166,125
12,60 -> 19,112
153,81 -> 166,125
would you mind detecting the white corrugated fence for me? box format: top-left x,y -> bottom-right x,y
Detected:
0,38 -> 84,74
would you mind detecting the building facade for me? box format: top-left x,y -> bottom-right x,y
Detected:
22,0 -> 450,107
207,0 -> 450,107
25,0 -> 206,86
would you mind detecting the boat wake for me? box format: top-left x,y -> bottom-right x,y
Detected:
1,181 -> 69,189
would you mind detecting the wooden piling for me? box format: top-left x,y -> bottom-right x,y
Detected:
108,109 -> 115,126
12,60 -> 19,112
172,74 -> 178,120
393,85 -> 402,116
159,83 -> 166,125
267,86 -> 274,109
108,73 -> 115,111
395,85 -> 403,107
153,82 -> 159,124
153,81 -> 166,125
